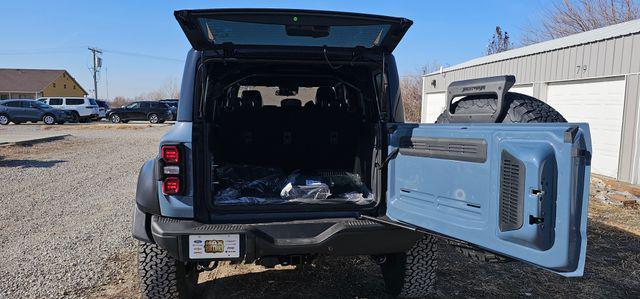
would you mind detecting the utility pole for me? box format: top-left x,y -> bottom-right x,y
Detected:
88,47 -> 103,99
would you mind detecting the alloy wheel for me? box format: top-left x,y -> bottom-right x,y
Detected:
43,115 -> 55,125
0,115 -> 8,125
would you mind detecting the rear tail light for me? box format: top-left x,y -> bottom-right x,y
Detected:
163,165 -> 180,174
162,177 -> 181,194
161,145 -> 180,164
161,144 -> 183,195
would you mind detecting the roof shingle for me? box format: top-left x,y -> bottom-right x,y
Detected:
0,69 -> 65,92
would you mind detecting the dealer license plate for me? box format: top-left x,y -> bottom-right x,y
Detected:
189,234 -> 240,259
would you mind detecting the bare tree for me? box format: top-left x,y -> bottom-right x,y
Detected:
110,96 -> 132,108
486,26 -> 513,55
161,77 -> 181,99
523,0 -> 640,45
401,61 -> 443,123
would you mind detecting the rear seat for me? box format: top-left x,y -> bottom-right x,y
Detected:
217,88 -> 360,170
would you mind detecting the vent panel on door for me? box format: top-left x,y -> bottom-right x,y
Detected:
499,151 -> 525,231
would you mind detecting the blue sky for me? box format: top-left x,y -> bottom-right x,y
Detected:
0,0 -> 550,99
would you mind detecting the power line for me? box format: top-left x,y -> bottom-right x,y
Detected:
100,49 -> 184,62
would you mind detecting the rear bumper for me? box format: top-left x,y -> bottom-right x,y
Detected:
149,215 -> 421,262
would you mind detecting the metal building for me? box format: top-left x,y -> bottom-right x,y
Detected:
422,19 -> 640,184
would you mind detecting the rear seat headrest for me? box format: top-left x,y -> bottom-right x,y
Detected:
315,86 -> 336,107
281,98 -> 302,108
240,90 -> 262,108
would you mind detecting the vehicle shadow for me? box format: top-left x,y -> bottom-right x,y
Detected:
0,159 -> 66,168
194,220 -> 640,298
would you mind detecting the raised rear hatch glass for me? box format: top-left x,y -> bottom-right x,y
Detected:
174,9 -> 412,52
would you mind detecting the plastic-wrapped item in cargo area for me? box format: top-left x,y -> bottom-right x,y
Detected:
213,165 -> 374,206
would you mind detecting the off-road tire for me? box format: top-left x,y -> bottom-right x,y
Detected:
381,235 -> 437,298
436,92 -> 566,124
138,242 -> 196,299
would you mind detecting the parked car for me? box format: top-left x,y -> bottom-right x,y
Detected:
96,100 -> 110,120
132,9 -> 592,298
0,99 -> 67,125
107,101 -> 173,123
160,99 -> 178,120
37,97 -> 99,123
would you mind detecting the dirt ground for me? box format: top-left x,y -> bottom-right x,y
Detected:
2,124 -> 639,298
83,197 -> 640,298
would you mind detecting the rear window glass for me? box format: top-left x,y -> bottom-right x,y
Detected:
238,86 -> 318,106
3,101 -> 21,107
31,101 -> 50,109
65,98 -> 84,105
199,18 -> 389,48
49,98 -> 63,105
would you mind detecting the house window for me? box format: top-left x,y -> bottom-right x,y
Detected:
53,83 -> 56,88
64,84 -> 67,89
73,85 -> 76,90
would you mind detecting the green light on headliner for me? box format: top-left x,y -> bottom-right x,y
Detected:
293,16 -> 299,22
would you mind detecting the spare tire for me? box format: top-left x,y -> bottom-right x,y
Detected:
436,92 -> 566,124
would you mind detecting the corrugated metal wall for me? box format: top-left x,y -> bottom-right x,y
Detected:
422,32 -> 640,184
424,33 -> 640,95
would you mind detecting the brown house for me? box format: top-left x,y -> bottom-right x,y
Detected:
0,68 -> 88,99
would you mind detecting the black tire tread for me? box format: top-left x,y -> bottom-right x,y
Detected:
138,242 -> 181,299
436,92 -> 566,124
382,235 -> 437,298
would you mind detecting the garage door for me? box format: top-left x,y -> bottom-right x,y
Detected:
509,84 -> 533,96
546,77 -> 626,178
421,92 -> 446,123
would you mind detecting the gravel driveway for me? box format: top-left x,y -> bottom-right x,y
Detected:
0,124 -> 169,298
1,124 -> 639,298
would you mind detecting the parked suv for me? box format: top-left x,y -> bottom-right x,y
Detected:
0,99 -> 67,125
96,100 -> 110,120
133,9 -> 592,298
160,99 -> 178,120
107,101 -> 173,123
37,97 -> 99,122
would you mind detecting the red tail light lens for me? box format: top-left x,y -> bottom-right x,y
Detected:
161,145 -> 180,164
162,177 -> 181,194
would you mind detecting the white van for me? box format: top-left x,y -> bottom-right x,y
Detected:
37,97 -> 100,122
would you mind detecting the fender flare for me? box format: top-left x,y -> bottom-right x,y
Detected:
136,159 -> 160,215
133,159 -> 160,243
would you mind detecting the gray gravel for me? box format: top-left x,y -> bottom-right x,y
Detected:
0,124 -> 170,298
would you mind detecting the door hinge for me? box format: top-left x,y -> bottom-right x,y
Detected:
572,148 -> 592,165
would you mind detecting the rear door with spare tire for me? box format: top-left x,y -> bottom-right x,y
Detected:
383,76 -> 591,277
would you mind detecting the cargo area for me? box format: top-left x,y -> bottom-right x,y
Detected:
204,61 -> 382,208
